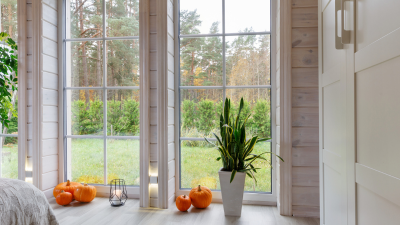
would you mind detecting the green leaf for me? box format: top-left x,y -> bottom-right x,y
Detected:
230,169 -> 237,183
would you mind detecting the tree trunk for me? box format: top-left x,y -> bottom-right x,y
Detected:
97,0 -> 102,87
8,3 -> 12,38
79,0 -> 89,105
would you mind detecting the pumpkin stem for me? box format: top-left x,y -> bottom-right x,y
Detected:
183,195 -> 186,198
61,190 -> 65,193
66,180 -> 70,186
84,183 -> 88,186
198,185 -> 201,192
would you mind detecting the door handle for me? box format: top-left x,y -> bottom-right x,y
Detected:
341,0 -> 350,44
335,0 -> 351,49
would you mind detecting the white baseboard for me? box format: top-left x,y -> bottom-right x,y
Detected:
168,194 -> 175,208
43,188 -> 54,199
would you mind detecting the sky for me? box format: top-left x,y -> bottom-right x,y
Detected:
180,0 -> 271,34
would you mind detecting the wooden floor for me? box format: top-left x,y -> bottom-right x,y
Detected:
49,198 -> 320,225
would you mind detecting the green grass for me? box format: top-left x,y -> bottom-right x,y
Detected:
1,143 -> 18,179
70,139 -> 140,185
1,139 -> 272,192
181,141 -> 272,192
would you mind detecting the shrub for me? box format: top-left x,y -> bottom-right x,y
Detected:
196,99 -> 215,134
72,99 -> 103,135
182,100 -> 196,129
251,99 -> 271,138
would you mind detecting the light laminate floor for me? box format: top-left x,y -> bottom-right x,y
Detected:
49,198 -> 320,225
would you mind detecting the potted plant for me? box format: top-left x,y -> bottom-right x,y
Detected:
205,98 -> 283,217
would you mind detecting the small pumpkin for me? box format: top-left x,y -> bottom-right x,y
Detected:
74,183 -> 96,203
176,195 -> 191,212
53,180 -> 82,198
56,190 -> 73,206
189,185 -> 212,208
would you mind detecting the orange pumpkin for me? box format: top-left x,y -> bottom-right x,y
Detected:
56,190 -> 73,206
176,195 -> 192,212
189,185 -> 212,208
53,180 -> 82,198
74,183 -> 96,203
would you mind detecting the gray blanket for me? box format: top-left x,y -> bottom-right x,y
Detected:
0,178 -> 58,225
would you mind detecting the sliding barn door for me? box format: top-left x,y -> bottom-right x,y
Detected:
319,0 -> 354,224
354,1 -> 400,224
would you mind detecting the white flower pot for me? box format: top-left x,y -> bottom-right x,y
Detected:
218,168 -> 246,217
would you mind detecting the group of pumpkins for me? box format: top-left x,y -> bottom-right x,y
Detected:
53,180 -> 96,206
176,185 -> 212,212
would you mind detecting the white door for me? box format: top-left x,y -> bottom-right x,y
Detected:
354,0 -> 400,224
319,0 -> 354,224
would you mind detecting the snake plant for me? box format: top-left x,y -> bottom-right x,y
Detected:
205,97 -> 284,184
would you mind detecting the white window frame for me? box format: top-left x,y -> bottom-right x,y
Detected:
62,0 -> 140,197
174,0 -> 277,204
0,0 -> 26,182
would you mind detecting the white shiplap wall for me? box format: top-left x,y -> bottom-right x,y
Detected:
148,0 -> 176,209
166,0 -> 176,208
40,0 -> 59,197
24,0 -> 59,197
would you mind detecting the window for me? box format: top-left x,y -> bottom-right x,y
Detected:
179,0 -> 272,192
64,0 -> 140,186
0,1 -> 18,179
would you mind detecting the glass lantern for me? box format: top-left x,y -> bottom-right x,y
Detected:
109,179 -> 128,206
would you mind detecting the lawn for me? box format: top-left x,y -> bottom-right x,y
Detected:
1,139 -> 272,193
181,141 -> 272,192
1,143 -> 18,179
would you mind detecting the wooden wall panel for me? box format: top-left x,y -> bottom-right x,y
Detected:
292,147 -> 319,167
291,0 -> 318,8
292,47 -> 318,67
292,108 -> 318,127
292,28 -> 318,47
292,186 -> 319,206
292,205 -> 320,218
289,5 -> 319,216
292,127 -> 319,147
292,68 -> 318,87
292,166 -> 319,186
292,7 -> 318,28
292,88 -> 318,107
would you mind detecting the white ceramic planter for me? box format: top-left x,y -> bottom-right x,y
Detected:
218,168 -> 246,217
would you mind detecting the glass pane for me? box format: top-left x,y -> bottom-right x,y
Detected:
180,89 -> 223,138
107,90 -> 140,136
0,92 -> 18,134
180,140 -> 272,192
225,0 -> 270,33
1,2 -> 17,41
67,41 -> 104,87
106,0 -> 139,37
67,0 -> 103,39
106,40 -> 139,86
70,138 -> 104,184
107,139 -> 139,185
226,88 -> 271,139
180,0 -> 222,35
67,90 -> 104,136
180,37 -> 223,86
226,35 -> 271,86
0,137 -> 18,179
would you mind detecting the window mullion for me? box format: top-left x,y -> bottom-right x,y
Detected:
222,0 -> 226,100
103,0 -> 107,186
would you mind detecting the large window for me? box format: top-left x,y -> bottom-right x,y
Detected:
179,0 -> 272,192
0,0 -> 18,179
64,0 -> 140,186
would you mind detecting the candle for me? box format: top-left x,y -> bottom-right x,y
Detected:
112,190 -> 122,205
